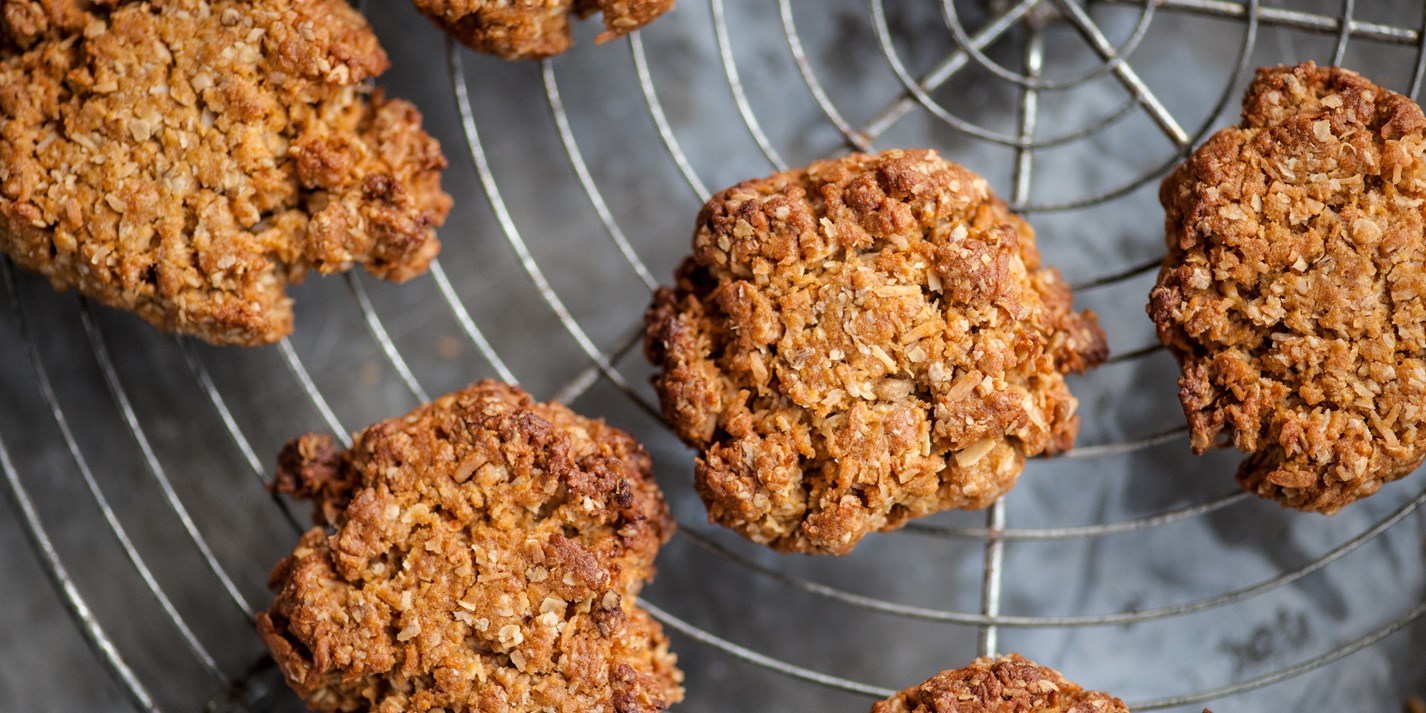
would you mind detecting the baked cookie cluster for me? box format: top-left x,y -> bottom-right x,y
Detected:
414,0 -> 674,60
1152,62 -> 1426,512
258,381 -> 683,713
873,654 -> 1129,713
0,0 -> 450,345
646,149 -> 1107,554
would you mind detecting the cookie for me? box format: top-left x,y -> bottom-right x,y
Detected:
258,381 -> 683,712
0,0 -> 450,345
415,0 -> 674,60
873,654 -> 1129,713
645,149 -> 1107,554
1151,63 -> 1426,512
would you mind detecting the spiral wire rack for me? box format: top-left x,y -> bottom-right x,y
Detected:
3,1 -> 1426,711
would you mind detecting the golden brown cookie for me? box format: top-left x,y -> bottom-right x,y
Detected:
0,0 -> 450,346
257,381 -> 683,713
645,149 -> 1107,555
872,654 -> 1129,713
1151,62 -> 1426,512
415,0 -> 674,60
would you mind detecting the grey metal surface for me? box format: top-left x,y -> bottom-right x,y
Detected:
2,1 -> 1426,711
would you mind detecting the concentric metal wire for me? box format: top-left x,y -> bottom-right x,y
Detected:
3,1 -> 1426,711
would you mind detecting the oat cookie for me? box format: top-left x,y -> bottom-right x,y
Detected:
1151,63 -> 1426,512
414,0 -> 674,60
645,149 -> 1107,555
0,0 -> 450,346
258,381 -> 683,712
872,654 -> 1129,713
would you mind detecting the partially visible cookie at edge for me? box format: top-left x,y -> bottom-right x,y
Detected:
872,654 -> 1130,713
1151,62 -> 1426,512
257,380 -> 683,712
414,0 -> 674,60
645,149 -> 1107,555
0,0 -> 451,346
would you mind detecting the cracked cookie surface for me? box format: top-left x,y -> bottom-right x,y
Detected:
413,0 -> 673,60
0,0 -> 450,345
645,149 -> 1106,555
1151,63 -> 1426,512
872,654 -> 1129,713
258,381 -> 683,713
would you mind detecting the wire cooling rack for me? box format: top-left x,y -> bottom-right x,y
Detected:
3,1 -> 1426,711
